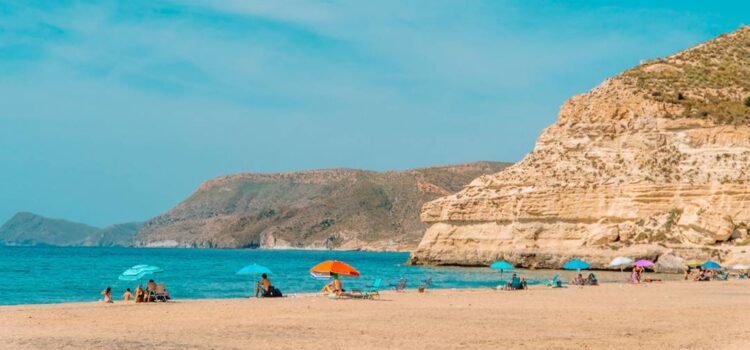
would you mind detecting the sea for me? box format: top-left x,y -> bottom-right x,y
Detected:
0,246 -> 682,305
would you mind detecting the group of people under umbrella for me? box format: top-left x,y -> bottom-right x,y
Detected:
490,259 -> 599,289
236,260 -> 363,298
105,257 -> 748,302
105,260 -> 366,303
489,257 -> 748,290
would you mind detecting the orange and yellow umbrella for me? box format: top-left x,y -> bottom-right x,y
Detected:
310,260 -> 360,278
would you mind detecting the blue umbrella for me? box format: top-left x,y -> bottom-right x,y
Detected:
490,261 -> 514,270
490,261 -> 514,277
702,261 -> 721,270
118,265 -> 163,283
236,263 -> 272,275
563,259 -> 591,270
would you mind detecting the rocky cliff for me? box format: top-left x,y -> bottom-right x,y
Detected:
410,27 -> 750,270
135,162 -> 509,250
0,212 -> 140,246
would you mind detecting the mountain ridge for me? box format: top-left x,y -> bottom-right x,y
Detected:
0,212 -> 140,247
135,161 -> 510,251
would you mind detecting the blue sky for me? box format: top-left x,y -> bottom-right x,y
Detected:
1,1 -> 748,226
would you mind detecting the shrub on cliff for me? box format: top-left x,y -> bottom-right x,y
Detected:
745,96 -> 750,107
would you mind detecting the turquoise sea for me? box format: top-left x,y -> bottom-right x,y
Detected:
0,246 -> 681,305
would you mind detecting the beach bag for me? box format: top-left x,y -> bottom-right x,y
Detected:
270,287 -> 283,297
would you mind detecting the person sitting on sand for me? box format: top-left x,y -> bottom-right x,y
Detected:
135,285 -> 145,303
585,273 -> 598,286
694,268 -> 710,282
147,279 -> 157,292
570,273 -> 585,286
321,274 -> 344,294
256,273 -> 272,297
101,287 -> 113,303
123,288 -> 132,301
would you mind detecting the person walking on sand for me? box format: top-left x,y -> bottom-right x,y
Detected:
101,287 -> 113,303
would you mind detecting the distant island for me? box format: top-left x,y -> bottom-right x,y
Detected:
0,212 -> 141,247
0,161 -> 509,250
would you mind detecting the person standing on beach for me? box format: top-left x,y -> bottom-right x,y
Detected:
629,266 -> 639,284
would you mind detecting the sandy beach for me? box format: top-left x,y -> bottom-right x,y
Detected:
1,281 -> 749,350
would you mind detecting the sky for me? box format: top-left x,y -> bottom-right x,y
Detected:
1,1 -> 749,226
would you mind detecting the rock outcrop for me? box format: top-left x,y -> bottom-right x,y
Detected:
134,162 -> 509,250
410,27 -> 750,269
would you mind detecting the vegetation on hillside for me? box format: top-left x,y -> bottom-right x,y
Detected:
622,27 -> 750,125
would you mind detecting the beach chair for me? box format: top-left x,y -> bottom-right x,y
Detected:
152,284 -> 167,302
394,278 -> 407,292
509,276 -> 523,290
545,274 -> 563,288
350,278 -> 382,299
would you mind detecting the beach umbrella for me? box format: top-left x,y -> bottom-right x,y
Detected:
118,265 -> 163,284
310,260 -> 360,278
634,259 -> 655,268
236,263 -> 272,297
236,263 -> 272,275
490,261 -> 514,277
609,257 -> 634,268
563,259 -> 590,270
731,264 -> 750,270
702,261 -> 721,270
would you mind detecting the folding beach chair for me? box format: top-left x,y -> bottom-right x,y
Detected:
152,284 -> 168,302
394,278 -> 407,292
350,278 -> 382,299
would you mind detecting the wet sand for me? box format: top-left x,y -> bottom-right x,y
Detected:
1,281 -> 749,350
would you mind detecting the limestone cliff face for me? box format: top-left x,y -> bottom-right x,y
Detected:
410,27 -> 750,270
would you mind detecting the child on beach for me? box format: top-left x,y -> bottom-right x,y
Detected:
101,287 -> 113,303
123,288 -> 132,301
135,285 -> 145,303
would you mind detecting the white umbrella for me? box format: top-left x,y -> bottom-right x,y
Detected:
609,257 -> 634,268
731,264 -> 750,270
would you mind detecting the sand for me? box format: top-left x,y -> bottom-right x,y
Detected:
1,281 -> 749,350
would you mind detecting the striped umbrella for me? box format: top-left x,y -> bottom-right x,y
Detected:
118,265 -> 163,284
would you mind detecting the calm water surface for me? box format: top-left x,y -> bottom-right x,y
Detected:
0,246 -> 682,305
